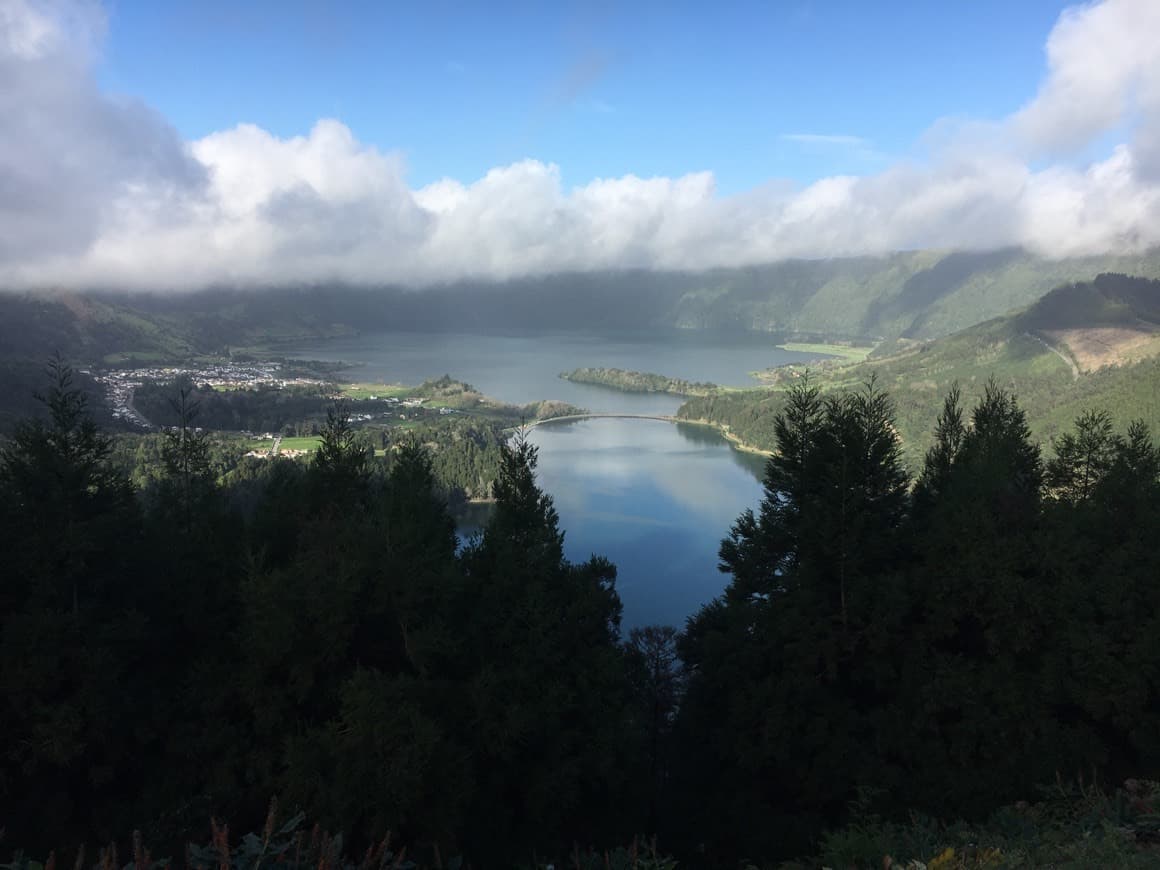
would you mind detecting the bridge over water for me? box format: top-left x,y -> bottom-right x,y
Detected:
503,413 -> 774,457
505,412 -> 680,433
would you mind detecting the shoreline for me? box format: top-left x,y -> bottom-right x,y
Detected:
256,344 -> 778,459
508,410 -> 776,459
675,417 -> 774,457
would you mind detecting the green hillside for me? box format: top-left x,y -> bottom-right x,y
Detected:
679,273 -> 1160,468
0,292 -> 196,427
667,248 -> 1160,340
0,291 -> 196,363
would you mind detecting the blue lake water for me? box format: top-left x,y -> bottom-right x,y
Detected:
525,418 -> 766,628
284,327 -> 821,414
285,329 -> 820,627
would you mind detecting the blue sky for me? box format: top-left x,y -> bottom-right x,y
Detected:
97,0 -> 1072,193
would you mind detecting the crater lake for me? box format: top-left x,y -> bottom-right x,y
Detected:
284,328 -> 824,625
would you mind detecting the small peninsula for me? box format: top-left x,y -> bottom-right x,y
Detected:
559,367 -> 719,396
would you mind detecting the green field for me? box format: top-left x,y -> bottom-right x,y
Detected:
246,436 -> 322,453
339,382 -> 411,400
278,436 -> 322,451
777,342 -> 875,364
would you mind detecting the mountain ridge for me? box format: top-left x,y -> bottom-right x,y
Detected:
4,248 -> 1160,368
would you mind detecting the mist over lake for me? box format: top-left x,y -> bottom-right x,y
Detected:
285,328 -> 817,625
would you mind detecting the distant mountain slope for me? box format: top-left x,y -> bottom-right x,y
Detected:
3,249 -> 1160,368
1016,273 -> 1160,373
679,274 -> 1160,467
0,292 -> 182,429
116,246 -> 1160,343
666,248 -> 1160,340
0,291 -> 196,363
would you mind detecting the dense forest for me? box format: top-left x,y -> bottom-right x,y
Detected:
3,359 -> 1160,867
118,374 -> 574,509
133,380 -> 350,435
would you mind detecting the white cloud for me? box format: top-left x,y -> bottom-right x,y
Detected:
1,0 -> 60,58
0,0 -> 204,269
1,0 -> 1160,291
1012,0 -> 1160,155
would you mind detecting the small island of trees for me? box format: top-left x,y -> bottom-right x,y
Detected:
560,367 -> 718,396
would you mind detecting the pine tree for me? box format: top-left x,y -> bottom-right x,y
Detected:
0,355 -> 136,613
678,377 -> 911,862
625,625 -> 684,833
1040,415 -> 1160,783
137,385 -> 247,838
954,377 -> 1042,525
0,356 -> 146,847
312,401 -> 371,498
913,381 -> 965,513
159,386 -> 213,522
1046,409 -> 1118,504
719,375 -> 823,602
904,379 -> 1053,815
458,429 -> 630,858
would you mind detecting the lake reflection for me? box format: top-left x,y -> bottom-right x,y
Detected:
525,418 -> 766,628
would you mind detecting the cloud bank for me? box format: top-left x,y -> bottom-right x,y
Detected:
2,0 -> 1160,291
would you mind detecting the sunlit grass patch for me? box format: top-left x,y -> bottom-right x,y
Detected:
339,382 -> 412,399
777,342 -> 876,363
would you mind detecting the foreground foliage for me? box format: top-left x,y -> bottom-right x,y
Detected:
0,802 -> 677,870
3,358 -> 1160,868
793,778 -> 1160,869
674,373 -> 1160,862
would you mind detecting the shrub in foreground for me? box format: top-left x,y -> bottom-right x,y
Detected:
0,801 -> 677,870
784,779 -> 1160,869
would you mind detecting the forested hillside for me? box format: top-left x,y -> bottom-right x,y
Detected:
667,248 -> 1160,340
4,359 -> 1160,867
680,273 -> 1160,467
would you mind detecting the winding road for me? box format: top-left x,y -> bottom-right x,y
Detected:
1024,331 -> 1079,381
